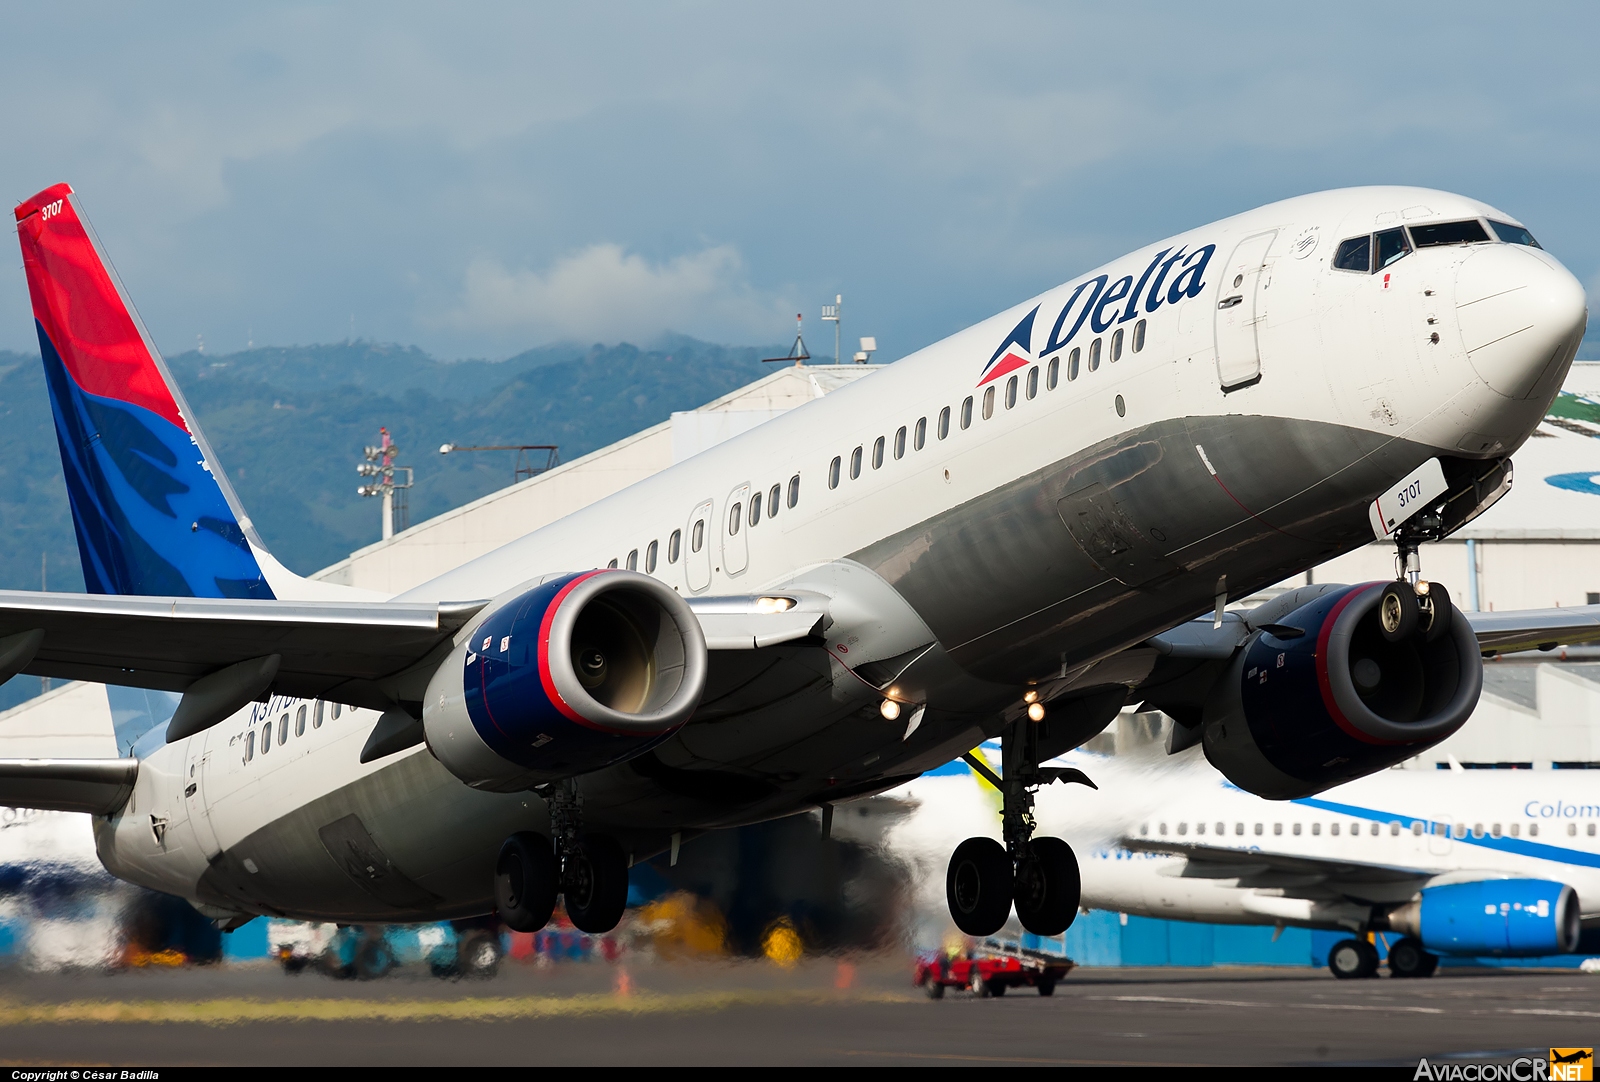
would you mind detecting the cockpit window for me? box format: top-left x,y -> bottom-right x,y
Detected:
1375,227 -> 1410,270
1488,220 -> 1542,248
1333,236 -> 1371,273
1409,220 -> 1490,248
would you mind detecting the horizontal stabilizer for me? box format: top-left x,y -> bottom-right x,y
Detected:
0,758 -> 138,814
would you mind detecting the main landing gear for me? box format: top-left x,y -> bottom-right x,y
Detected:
946,716 -> 1096,938
1326,936 -> 1437,979
494,779 -> 630,934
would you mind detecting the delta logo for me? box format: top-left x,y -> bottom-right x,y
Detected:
977,243 -> 1216,386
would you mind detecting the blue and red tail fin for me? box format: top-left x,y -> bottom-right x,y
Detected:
15,184 -> 274,599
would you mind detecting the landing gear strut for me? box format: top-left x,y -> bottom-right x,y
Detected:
495,780 -> 630,934
945,716 -> 1094,938
1382,529 -> 1453,645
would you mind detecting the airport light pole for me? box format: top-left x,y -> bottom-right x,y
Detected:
357,427 -> 413,540
821,295 -> 841,363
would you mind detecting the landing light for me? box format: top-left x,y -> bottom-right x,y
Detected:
1027,702 -> 1046,722
879,699 -> 901,721
1023,689 -> 1039,703
757,596 -> 796,613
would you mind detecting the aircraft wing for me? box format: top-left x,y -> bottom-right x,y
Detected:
1122,838 -> 1433,893
1465,605 -> 1600,655
0,758 -> 139,815
0,590 -> 488,711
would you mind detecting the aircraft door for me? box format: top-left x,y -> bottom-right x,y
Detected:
722,483 -> 750,577
1214,230 -> 1277,391
185,729 -> 222,861
685,498 -> 714,592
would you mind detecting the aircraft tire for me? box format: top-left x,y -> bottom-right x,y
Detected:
1014,836 -> 1081,937
1328,937 -> 1380,979
1420,583 -> 1453,644
1386,935 -> 1436,978
946,837 -> 1013,937
495,832 -> 558,932
564,834 -> 630,934
1378,583 -> 1419,643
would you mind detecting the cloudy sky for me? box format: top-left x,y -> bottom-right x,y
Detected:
1,2 -> 1595,361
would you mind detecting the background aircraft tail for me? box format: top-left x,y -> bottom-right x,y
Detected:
13,184 -> 360,603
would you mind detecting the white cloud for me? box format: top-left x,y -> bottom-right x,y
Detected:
442,243 -> 793,345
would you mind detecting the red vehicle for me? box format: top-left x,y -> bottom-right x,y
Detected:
915,939 -> 1075,998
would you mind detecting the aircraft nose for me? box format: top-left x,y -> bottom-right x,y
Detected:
1455,244 -> 1588,400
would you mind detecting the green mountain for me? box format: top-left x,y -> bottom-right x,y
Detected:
0,337 -> 781,709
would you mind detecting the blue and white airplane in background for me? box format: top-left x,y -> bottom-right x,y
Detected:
0,181 -> 1592,943
895,746 -> 1598,979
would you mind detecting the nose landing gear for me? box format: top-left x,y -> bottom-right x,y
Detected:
945,717 -> 1095,937
1381,532 -> 1454,645
495,779 -> 631,934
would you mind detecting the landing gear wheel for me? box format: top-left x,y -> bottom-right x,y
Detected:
563,834 -> 630,934
1378,583 -> 1419,643
495,832 -> 558,932
1419,583 -> 1453,644
1014,837 -> 1081,937
1328,937 -> 1380,979
1387,936 -> 1437,978
946,837 -> 1013,937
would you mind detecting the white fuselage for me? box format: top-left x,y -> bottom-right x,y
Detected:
93,186 -> 1587,920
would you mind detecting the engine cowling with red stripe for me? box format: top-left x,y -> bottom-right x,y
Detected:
1200,582 -> 1482,799
423,570 -> 707,791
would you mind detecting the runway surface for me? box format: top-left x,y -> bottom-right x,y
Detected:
0,957 -> 1594,1067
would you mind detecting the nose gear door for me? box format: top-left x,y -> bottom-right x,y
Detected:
1214,230 -> 1277,391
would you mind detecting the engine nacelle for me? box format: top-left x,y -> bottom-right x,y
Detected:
1388,879 -> 1580,956
1201,582 -> 1481,799
424,570 -> 707,791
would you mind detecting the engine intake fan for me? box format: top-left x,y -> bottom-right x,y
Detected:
424,570 -> 707,791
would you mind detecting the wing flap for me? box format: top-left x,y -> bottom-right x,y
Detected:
0,758 -> 138,814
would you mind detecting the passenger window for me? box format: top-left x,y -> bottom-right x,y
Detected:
1590,823 -> 1597,837
850,446 -> 862,479
1389,821 -> 1399,836
1488,220 -> 1541,248
894,426 -> 906,459
1215,822 -> 1224,836
1195,822 -> 1204,835
260,725 -> 272,754
1412,821 -> 1423,836
1140,823 -> 1149,836
1530,823 -> 1539,837
1046,358 -> 1058,390
1133,319 -> 1146,353
1235,823 -> 1243,835
1375,227 -> 1410,270
692,519 -> 705,552
1332,235 -> 1371,273
1004,375 -> 1017,409
1068,347 -> 1080,381
769,484 -> 781,516
872,437 -> 884,469
1158,823 -> 1167,835
787,474 -> 799,508
1111,328 -> 1124,362
626,549 -> 638,570
1491,823 -> 1502,838
728,503 -> 741,535
1177,822 -> 1187,835
1088,338 -> 1102,372
1274,823 -> 1282,835
829,456 -> 841,488
669,530 -> 681,563
960,397 -> 973,429
749,491 -> 762,526
1253,823 -> 1262,835
982,386 -> 995,420
1409,219 -> 1490,247
331,703 -> 341,720
1568,823 -> 1577,837
1311,823 -> 1321,836
314,701 -> 324,729
1026,366 -> 1038,399
607,558 -> 618,568
246,729 -> 255,761
1292,823 -> 1301,836
295,705 -> 307,737
1329,823 -> 1338,836
278,714 -> 289,745
939,407 -> 951,439
646,540 -> 658,572
914,417 -> 926,450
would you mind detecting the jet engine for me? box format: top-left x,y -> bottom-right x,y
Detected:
424,570 -> 707,791
1200,582 -> 1481,799
1388,879 -> 1580,956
